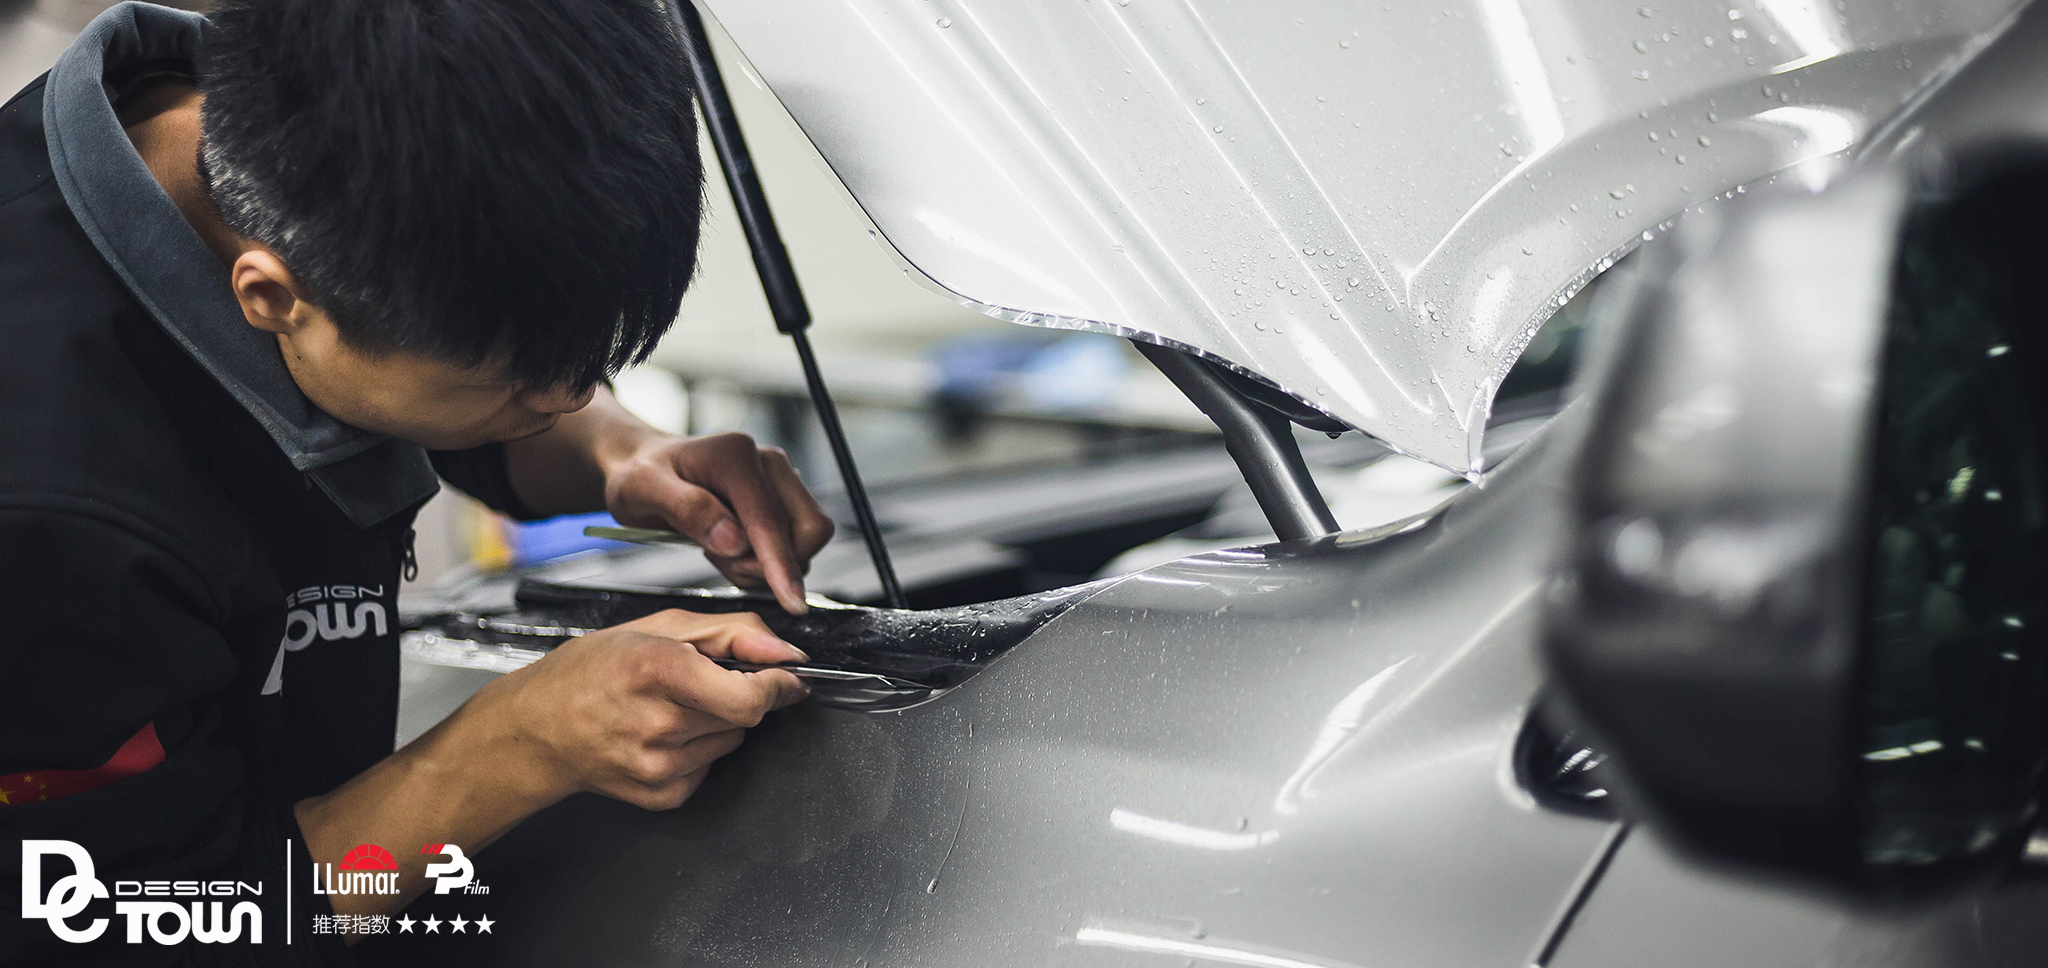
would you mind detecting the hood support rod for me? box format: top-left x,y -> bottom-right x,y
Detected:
673,2 -> 906,608
1133,342 -> 1339,542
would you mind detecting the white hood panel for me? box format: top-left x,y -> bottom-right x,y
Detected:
699,0 -> 2017,472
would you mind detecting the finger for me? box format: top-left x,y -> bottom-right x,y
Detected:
671,439 -> 804,614
675,765 -> 713,801
753,669 -> 809,709
625,751 -> 725,811
759,449 -> 836,567
657,435 -> 808,613
709,448 -> 807,616
620,609 -> 806,663
688,615 -> 808,666
615,607 -> 752,639
706,557 -> 767,585
645,763 -> 718,811
653,642 -> 809,724
659,726 -> 747,762
616,472 -> 751,558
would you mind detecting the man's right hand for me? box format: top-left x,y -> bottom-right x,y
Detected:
294,608 -> 807,925
470,608 -> 811,810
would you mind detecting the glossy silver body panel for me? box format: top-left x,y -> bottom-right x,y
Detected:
695,0 -> 2020,471
1549,827 -> 2048,968
475,418 -> 1617,967
454,418 -> 2046,968
400,5 -> 2048,966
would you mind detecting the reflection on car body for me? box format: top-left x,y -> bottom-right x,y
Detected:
386,1 -> 2048,966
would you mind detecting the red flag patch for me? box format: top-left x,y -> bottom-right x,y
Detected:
0,721 -> 166,805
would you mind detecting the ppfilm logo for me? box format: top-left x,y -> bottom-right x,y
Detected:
421,843 -> 486,894
20,840 -> 262,944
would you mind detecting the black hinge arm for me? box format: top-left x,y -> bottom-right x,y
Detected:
670,2 -> 907,608
1133,342 -> 1339,542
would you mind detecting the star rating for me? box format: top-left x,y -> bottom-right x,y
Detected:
393,912 -> 494,938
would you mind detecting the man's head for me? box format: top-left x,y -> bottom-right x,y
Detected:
198,0 -> 702,449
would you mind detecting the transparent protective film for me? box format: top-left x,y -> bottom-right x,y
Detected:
700,0 -> 2018,472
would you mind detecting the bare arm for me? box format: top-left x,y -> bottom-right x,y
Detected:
293,610 -> 808,933
501,390 -> 835,614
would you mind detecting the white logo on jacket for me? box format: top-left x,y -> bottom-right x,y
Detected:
260,585 -> 390,695
20,841 -> 262,944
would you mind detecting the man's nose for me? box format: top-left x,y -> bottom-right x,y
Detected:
521,382 -> 598,415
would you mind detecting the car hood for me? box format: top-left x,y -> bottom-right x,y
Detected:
696,0 -> 2019,472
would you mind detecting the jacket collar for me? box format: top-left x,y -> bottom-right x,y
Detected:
42,2 -> 436,527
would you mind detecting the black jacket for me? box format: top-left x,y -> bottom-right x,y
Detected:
1,6 -> 531,965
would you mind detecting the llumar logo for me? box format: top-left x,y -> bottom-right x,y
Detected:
21,841 -> 262,944
311,843 -> 402,896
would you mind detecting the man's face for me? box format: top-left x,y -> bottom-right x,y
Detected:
274,303 -> 597,451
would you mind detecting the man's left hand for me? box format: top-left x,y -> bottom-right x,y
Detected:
602,432 -> 835,614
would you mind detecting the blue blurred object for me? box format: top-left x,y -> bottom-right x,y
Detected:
933,329 -> 1059,405
1018,333 -> 1128,411
508,510 -> 632,567
932,330 -> 1126,412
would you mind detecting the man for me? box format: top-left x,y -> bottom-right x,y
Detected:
1,0 -> 833,961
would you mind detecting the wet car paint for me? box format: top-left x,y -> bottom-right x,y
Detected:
1548,825 -> 2048,968
384,412 -> 1617,968
372,4 -> 2048,965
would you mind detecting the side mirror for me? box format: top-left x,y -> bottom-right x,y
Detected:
1544,148 -> 2048,887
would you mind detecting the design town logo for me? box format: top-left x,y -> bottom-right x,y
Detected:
262,584 -> 390,695
20,841 -> 263,944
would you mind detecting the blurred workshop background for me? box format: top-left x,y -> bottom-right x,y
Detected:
4,0 -> 1531,601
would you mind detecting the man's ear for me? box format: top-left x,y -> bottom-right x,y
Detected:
230,248 -> 312,336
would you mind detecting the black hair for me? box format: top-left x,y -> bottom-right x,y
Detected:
199,0 -> 702,390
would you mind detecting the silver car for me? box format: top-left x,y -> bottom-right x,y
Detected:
389,1 -> 2048,965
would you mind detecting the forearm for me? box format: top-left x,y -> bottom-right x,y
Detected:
291,694 -> 565,928
502,388 -> 663,516
292,610 -> 806,941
